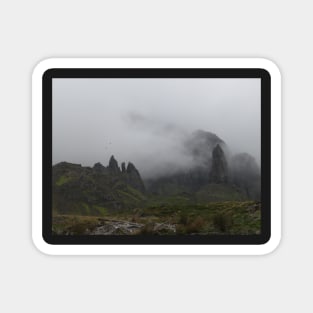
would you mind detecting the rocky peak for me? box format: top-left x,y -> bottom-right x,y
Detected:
210,144 -> 228,183
126,162 -> 145,193
93,162 -> 106,173
108,155 -> 120,173
231,153 -> 260,200
126,162 -> 137,173
121,162 -> 126,173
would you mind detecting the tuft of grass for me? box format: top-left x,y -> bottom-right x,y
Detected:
213,212 -> 233,233
178,212 -> 189,225
52,215 -> 100,235
55,175 -> 72,186
185,216 -> 206,234
94,205 -> 108,216
52,200 -> 261,236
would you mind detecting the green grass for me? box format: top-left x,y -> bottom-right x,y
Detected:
52,200 -> 261,235
52,215 -> 100,235
55,175 -> 72,186
136,200 -> 260,235
82,203 -> 90,215
94,205 -> 108,216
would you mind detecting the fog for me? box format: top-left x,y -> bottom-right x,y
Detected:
53,78 -> 260,178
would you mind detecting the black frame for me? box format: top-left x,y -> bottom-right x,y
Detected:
43,68 -> 271,245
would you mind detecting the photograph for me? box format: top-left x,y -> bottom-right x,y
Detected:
52,77 -> 262,236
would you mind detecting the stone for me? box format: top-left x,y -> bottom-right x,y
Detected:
209,144 -> 228,183
126,162 -> 146,193
108,155 -> 120,173
121,162 -> 126,173
93,162 -> 106,173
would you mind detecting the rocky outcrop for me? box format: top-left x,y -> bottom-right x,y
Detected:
209,144 -> 228,183
107,157 -> 146,193
53,127 -> 261,212
144,132 -> 260,201
90,220 -> 176,235
93,162 -> 107,173
146,130 -> 229,195
54,217 -> 177,235
90,220 -> 144,235
52,156 -> 147,214
121,162 -> 126,173
126,162 -> 145,193
231,153 -> 260,200
108,155 -> 120,174
184,130 -> 226,167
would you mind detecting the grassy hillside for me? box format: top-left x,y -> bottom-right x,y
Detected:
52,161 -> 261,235
52,201 -> 261,235
52,162 -> 146,216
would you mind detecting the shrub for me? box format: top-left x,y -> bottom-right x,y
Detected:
185,216 -> 206,234
213,213 -> 233,233
69,223 -> 89,235
178,212 -> 189,225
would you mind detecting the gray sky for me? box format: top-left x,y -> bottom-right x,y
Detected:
53,78 -> 260,178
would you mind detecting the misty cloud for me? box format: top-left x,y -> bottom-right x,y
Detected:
123,111 -> 187,137
52,78 -> 260,179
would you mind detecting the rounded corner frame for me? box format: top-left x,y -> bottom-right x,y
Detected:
32,58 -> 281,255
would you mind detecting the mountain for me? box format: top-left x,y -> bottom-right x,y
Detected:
230,153 -> 261,200
52,130 -> 261,216
184,130 -> 227,167
52,156 -> 146,215
209,144 -> 228,183
145,130 -> 259,201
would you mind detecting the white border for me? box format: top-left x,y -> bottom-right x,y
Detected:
32,58 -> 281,255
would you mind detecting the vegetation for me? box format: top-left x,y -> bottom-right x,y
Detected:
53,200 -> 261,236
52,160 -> 261,236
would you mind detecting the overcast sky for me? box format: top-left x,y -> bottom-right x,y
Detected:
53,78 -> 260,178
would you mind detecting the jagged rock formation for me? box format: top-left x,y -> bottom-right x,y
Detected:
145,131 -> 259,201
209,144 -> 228,183
52,156 -> 146,215
108,155 -> 120,174
106,157 -> 145,192
93,162 -> 107,173
184,130 -> 226,167
126,162 -> 145,193
52,130 -> 261,217
231,153 -> 260,200
146,130 -> 227,195
121,162 -> 126,173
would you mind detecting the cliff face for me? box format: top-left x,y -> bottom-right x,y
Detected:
230,153 -> 261,200
184,130 -> 226,168
108,155 -> 120,174
52,156 -> 146,215
145,137 -> 259,201
107,156 -> 145,192
209,144 -> 228,183
126,162 -> 145,193
53,130 -> 261,216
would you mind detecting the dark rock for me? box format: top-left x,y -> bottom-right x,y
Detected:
121,162 -> 126,173
108,155 -> 120,174
126,162 -> 146,193
184,130 -> 226,167
230,153 -> 260,200
93,162 -> 106,173
209,144 -> 228,183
